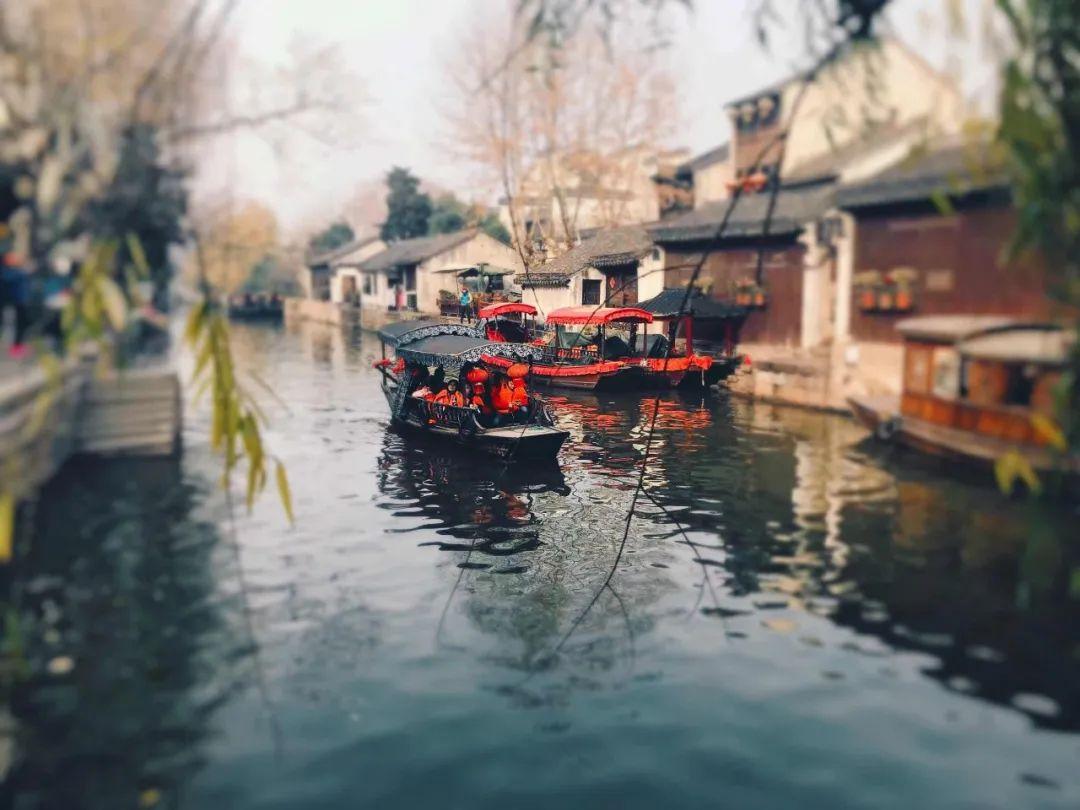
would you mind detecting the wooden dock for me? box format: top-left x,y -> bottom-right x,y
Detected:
0,350 -> 181,501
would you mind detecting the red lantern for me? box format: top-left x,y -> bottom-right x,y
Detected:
465,367 -> 489,383
506,363 -> 529,379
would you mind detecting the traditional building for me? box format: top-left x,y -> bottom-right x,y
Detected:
356,229 -> 522,317
831,142 -> 1063,401
515,226 -> 664,317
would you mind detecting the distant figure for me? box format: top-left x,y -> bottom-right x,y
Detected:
394,284 -> 405,311
459,287 -> 473,323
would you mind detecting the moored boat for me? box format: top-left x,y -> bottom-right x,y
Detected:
636,288 -> 746,390
488,305 -> 654,391
848,315 -> 1078,485
375,320 -> 569,461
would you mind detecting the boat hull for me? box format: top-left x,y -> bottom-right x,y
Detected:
848,394 -> 1080,479
390,415 -> 569,460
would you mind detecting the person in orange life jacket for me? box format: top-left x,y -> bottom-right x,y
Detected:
433,379 -> 465,407
509,377 -> 530,421
490,374 -> 513,415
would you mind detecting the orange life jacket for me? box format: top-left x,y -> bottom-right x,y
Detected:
435,389 -> 464,407
491,379 -> 514,414
470,384 -> 493,414
510,379 -> 529,408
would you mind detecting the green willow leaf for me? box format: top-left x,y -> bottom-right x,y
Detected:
276,461 -> 294,525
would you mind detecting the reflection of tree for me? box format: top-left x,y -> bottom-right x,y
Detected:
2,457 -> 250,808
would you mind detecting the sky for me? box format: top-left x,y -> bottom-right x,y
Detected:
192,0 -> 999,240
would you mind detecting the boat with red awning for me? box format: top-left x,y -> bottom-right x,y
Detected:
486,305 -> 654,391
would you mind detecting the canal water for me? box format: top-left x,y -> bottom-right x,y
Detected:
5,321 -> 1080,809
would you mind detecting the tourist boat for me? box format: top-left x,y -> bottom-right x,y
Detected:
227,293 -> 284,321
848,315 -> 1078,483
476,301 -> 540,343
636,288 -> 746,390
375,319 -> 569,460
487,305 -> 655,391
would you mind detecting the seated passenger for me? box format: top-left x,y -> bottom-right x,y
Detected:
490,374 -> 514,423
509,377 -> 529,420
469,382 -> 493,415
433,379 -> 465,407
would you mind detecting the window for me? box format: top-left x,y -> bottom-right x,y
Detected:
362,274 -> 374,296
651,247 -> 662,262
931,348 -> 960,399
1003,364 -> 1037,406
582,279 -> 602,305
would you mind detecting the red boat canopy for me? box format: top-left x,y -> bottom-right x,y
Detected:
477,302 -> 538,319
545,306 -> 654,326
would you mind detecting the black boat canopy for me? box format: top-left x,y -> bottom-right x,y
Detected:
377,319 -> 479,347
396,334 -> 542,368
637,288 -> 747,320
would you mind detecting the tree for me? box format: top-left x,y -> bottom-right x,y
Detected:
380,167 -> 432,242
996,0 -> 1079,451
428,193 -> 512,244
308,221 -> 355,256
189,200 -> 279,296
86,124 -> 188,310
443,7 -> 678,268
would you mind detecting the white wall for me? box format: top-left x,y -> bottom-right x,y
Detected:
693,161 -> 735,208
416,233 -> 525,316
637,246 -> 666,302
781,38 -> 965,175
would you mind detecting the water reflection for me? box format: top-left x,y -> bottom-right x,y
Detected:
2,457 -> 251,809
4,322 -> 1079,807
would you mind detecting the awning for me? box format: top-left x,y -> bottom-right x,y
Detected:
396,334 -> 543,368
958,326 -> 1072,366
896,315 -> 1027,344
546,306 -> 654,326
376,319 -> 479,347
431,264 -> 518,276
477,302 -> 538,319
638,288 -> 747,319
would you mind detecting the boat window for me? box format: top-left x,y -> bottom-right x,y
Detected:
931,347 -> 960,400
904,345 -> 932,394
1003,363 -> 1036,407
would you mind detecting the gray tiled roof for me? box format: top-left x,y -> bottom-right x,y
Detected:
836,144 -> 1010,210
359,230 -> 479,273
307,235 -> 381,267
516,226 -> 654,287
677,143 -> 730,176
649,182 -> 836,243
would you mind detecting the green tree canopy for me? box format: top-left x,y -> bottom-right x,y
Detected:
380,167 -> 432,242
428,192 -> 511,244
308,221 -> 355,255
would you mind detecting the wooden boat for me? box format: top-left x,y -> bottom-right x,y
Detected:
849,315 -> 1078,482
485,305 -> 654,391
476,301 -> 540,343
227,293 -> 284,321
636,288 -> 746,390
375,320 -> 569,461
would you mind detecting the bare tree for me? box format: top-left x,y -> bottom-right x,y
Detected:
441,7 -> 678,269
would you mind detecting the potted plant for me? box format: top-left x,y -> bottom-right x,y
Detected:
853,270 -> 882,311
733,277 -> 755,306
888,267 -> 919,312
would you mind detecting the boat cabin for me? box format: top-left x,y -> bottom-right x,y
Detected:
897,316 -> 1072,446
476,302 -> 538,343
542,306 -> 654,363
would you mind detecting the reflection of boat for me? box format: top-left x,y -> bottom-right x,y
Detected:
636,288 -> 746,391
375,320 -> 570,461
849,316 -> 1078,481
